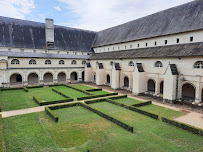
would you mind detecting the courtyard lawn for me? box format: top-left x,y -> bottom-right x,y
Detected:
51,86 -> 89,100
90,90 -> 110,95
71,84 -> 94,91
2,104 -> 203,152
112,97 -> 143,106
0,87 -> 66,111
138,104 -> 186,119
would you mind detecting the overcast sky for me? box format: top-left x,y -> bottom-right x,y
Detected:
0,0 -> 193,31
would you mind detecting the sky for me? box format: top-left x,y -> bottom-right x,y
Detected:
0,0 -> 192,31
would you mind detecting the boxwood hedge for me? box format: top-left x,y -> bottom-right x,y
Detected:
85,88 -> 102,92
77,93 -> 118,100
0,114 -> 4,152
63,84 -> 93,95
132,101 -> 152,107
33,96 -> 74,106
23,87 -> 28,92
161,117 -> 203,136
52,88 -> 70,98
45,107 -> 58,122
108,95 -> 128,100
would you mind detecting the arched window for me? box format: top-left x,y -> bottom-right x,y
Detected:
59,60 -> 65,65
194,61 -> 203,69
71,60 -> 77,65
45,59 -> 51,65
29,59 -> 36,65
82,60 -> 86,65
11,59 -> 20,64
128,61 -> 134,66
155,61 -> 163,67
110,61 -> 113,66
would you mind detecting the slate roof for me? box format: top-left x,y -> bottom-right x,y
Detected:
0,51 -> 90,59
89,42 -> 203,59
0,16 -> 97,52
93,0 -> 203,47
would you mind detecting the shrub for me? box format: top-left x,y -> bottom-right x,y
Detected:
48,102 -> 81,110
45,107 -> 58,122
86,88 -> 102,92
52,88 -> 70,98
161,117 -> 203,136
80,103 -> 133,132
26,85 -> 44,89
0,87 -> 22,91
33,96 -> 74,106
85,98 -> 107,104
77,93 -> 118,100
132,101 -> 152,107
63,84 -> 93,95
23,87 -> 28,92
108,95 -> 128,100
0,114 -> 4,152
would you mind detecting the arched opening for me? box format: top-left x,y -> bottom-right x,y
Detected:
70,72 -> 78,81
201,89 -> 203,102
82,71 -> 85,81
28,73 -> 38,84
107,74 -> 110,84
58,72 -> 66,82
43,73 -> 53,83
182,83 -> 195,102
124,76 -> 129,87
160,81 -> 164,94
93,73 -> 96,82
10,73 -> 22,85
148,79 -> 155,93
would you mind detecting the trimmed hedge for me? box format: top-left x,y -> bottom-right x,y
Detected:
106,99 -> 159,120
108,95 -> 128,100
161,117 -> 203,136
77,93 -> 118,100
0,114 -> 4,152
80,103 -> 133,132
23,87 -> 28,92
0,87 -> 22,91
86,88 -> 102,92
48,102 -> 81,110
52,88 -> 70,98
26,85 -> 44,89
33,96 -> 74,106
132,101 -> 152,107
45,107 -> 58,122
85,98 -> 107,104
63,84 -> 93,95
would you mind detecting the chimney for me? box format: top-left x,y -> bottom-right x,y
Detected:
45,18 -> 54,49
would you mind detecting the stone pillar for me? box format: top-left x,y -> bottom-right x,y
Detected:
54,70 -> 58,84
96,68 -> 106,85
111,64 -> 120,90
195,76 -> 201,104
39,70 -> 44,85
23,70 -> 28,86
85,65 -> 93,82
132,70 -> 146,95
154,74 -> 159,96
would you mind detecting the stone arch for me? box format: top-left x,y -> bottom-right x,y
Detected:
182,83 -> 196,102
160,81 -> 164,94
93,72 -> 96,82
124,76 -> 129,87
58,72 -> 66,82
10,73 -> 22,85
82,71 -> 85,81
107,74 -> 110,84
147,79 -> 156,93
70,71 -> 78,81
43,72 -> 53,83
28,73 -> 39,84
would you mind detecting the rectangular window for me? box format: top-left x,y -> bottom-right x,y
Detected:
138,44 -> 139,48
146,43 -> 148,47
155,42 -> 157,46
165,40 -> 167,44
177,38 -> 179,43
190,36 -> 193,42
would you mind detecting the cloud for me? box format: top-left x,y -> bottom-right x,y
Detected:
58,0 -> 192,31
54,6 -> 61,11
0,0 -> 35,19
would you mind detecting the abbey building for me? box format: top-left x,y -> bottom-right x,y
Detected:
0,0 -> 203,105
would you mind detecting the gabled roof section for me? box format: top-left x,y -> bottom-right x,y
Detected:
93,0 -> 203,47
89,42 -> 203,59
0,16 -> 97,52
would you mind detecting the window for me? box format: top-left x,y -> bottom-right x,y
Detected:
165,40 -> 167,44
59,60 -> 65,65
155,41 -> 157,46
110,61 -> 113,66
146,43 -> 148,47
125,46 -> 127,49
128,61 -> 134,66
29,59 -> 36,65
177,38 -> 179,43
138,44 -> 140,48
155,61 -> 163,67
71,60 -> 77,65
45,59 -> 51,65
130,45 -> 132,48
190,36 -> 193,42
194,61 -> 203,69
82,60 -> 86,65
11,59 -> 20,64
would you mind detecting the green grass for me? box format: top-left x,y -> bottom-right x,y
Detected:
91,91 -> 109,95
71,84 -> 94,91
0,87 -> 66,111
112,97 -> 143,105
51,86 -> 89,100
2,104 -> 203,152
138,104 -> 186,119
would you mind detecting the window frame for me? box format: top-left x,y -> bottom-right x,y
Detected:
155,61 -> 163,67
45,59 -> 52,65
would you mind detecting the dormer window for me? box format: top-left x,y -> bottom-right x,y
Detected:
190,36 -> 193,42
47,42 -> 54,48
165,40 -> 167,44
177,38 -> 179,43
